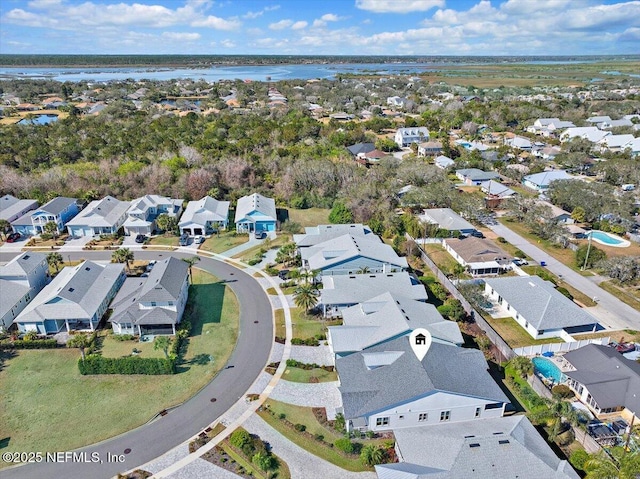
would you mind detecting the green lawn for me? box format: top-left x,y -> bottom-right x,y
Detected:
283,367 -> 338,383
287,208 -> 331,227
423,244 -> 460,274
0,269 -> 239,460
100,334 -> 164,358
599,280 -> 640,313
200,232 -> 248,254
233,235 -> 289,262
274,308 -> 341,340
484,315 -> 564,349
147,235 -> 179,247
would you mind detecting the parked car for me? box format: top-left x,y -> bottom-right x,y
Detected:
6,232 -> 21,243
194,235 -> 205,244
135,234 -> 147,244
278,269 -> 290,280
470,230 -> 485,238
254,230 -> 267,240
179,233 -> 190,246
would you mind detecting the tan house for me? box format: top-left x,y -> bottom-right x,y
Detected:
443,237 -> 512,276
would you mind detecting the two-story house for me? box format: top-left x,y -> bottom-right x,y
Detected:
394,127 -> 429,148
11,197 -> 79,237
179,195 -> 230,236
0,252 -> 49,329
66,196 -> 130,238
123,195 -> 183,236
109,257 -> 189,336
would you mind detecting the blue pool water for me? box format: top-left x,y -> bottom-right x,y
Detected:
589,230 -> 623,245
17,114 -> 58,125
532,357 -> 564,383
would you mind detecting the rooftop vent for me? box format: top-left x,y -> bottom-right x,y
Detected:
469,443 -> 481,448
23,255 -> 30,260
499,440 -> 510,445
68,288 -> 74,292
464,435 -> 475,438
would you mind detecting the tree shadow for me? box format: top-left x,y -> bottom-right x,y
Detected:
0,349 -> 17,372
188,353 -> 213,366
187,281 -> 225,336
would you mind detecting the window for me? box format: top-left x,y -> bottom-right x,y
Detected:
440,411 -> 451,422
484,403 -> 503,410
475,407 -> 482,418
375,417 -> 389,427
168,301 -> 174,306
151,302 -> 157,307
418,413 -> 428,422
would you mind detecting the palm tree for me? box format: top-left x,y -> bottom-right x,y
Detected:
360,444 -> 387,466
112,248 -> 134,273
509,356 -> 533,378
67,333 -> 92,360
46,252 -> 64,273
293,283 -> 319,313
298,268 -> 318,285
0,219 -> 10,240
356,266 -> 371,274
584,447 -> 640,479
153,336 -> 172,358
43,221 -> 59,239
182,256 -> 200,283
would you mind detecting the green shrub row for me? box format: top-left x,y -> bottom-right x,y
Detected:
285,358 -> 334,371
111,333 -> 136,341
78,354 -> 176,375
0,339 -> 59,349
291,337 -> 319,346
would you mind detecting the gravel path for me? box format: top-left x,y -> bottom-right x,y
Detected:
290,344 -> 334,366
271,380 -> 342,419
244,414 -> 377,479
168,458 -> 240,479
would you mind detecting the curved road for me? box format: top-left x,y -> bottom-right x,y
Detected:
1,250 -> 273,479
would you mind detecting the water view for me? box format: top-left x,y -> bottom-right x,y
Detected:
17,114 -> 59,125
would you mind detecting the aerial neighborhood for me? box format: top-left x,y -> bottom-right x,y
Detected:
1,58 -> 640,479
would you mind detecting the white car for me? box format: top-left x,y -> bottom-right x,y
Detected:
194,235 -> 205,244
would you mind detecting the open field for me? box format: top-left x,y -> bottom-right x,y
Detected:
274,308 -> 341,340
287,208 -> 331,227
200,232 -> 248,254
598,280 -> 640,312
423,243 -> 460,273
0,269 -> 238,459
147,235 -> 179,247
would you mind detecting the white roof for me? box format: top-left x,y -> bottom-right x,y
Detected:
235,193 -> 276,223
321,272 -> 428,306
420,208 -> 475,232
293,224 -> 373,247
66,196 -> 129,228
434,155 -> 455,168
480,180 -> 516,198
523,170 -> 572,187
0,195 -> 38,222
179,196 -> 230,227
128,195 -> 183,216
561,127 -> 610,143
597,134 -> 635,148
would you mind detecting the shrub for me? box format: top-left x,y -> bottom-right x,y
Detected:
314,434 -> 324,442
278,413 -> 286,420
294,423 -> 306,432
112,334 -> 135,341
569,450 -> 589,471
556,287 -> 573,300
514,249 -> 526,258
77,355 -> 176,375
40,233 -> 53,241
497,237 -> 507,243
334,438 -> 354,454
247,259 -> 261,266
291,337 -> 319,346
265,266 -> 279,276
0,339 -> 58,350
230,429 -> 252,450
551,384 -> 574,399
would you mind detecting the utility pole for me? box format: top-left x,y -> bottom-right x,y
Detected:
582,232 -> 592,271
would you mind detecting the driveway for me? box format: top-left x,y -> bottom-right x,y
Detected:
243,414 -> 376,479
487,222 -> 640,330
1,250 -> 273,479
270,380 -> 341,419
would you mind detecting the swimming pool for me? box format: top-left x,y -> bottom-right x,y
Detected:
17,114 -> 58,125
532,357 -> 565,384
588,230 -> 630,248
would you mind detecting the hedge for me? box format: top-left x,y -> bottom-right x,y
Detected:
0,339 -> 59,349
285,359 -> 334,372
78,354 -> 176,375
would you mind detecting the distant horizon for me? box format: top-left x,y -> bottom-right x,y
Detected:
2,53 -> 640,58
1,1 -> 638,56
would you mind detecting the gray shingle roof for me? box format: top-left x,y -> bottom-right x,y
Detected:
235,193 -> 276,223
139,257 -> 188,303
301,234 -> 407,272
420,208 -> 475,232
456,169 -> 499,182
347,142 -> 375,156
329,292 -> 463,353
294,224 -> 373,248
0,195 -> 38,222
179,196 -> 230,228
15,261 -> 124,323
376,416 -> 579,479
0,279 -> 30,321
0,252 -> 47,279
523,170 -> 572,188
484,276 -> 598,331
38,197 -> 77,216
480,180 -> 515,198
321,272 -> 428,306
444,237 -> 511,264
336,336 -> 507,420
66,196 -> 129,228
564,344 -> 640,411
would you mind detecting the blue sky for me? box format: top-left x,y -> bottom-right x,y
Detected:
1,0 -> 639,55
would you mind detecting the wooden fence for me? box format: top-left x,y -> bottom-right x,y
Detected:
410,234 -> 516,362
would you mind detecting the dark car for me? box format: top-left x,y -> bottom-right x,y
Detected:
254,230 -> 267,240
278,269 -> 290,280
470,231 -> 485,238
135,234 -> 147,244
6,232 -> 21,243
179,233 -> 190,246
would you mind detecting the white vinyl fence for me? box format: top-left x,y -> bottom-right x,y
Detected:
513,337 -> 610,356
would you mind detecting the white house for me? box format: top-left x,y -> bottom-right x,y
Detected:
0,195 -> 38,224
434,155 -> 455,169
522,170 -> 572,192
560,127 -> 610,143
179,196 -> 230,236
234,193 -> 277,233
0,252 -> 49,330
109,257 -> 189,336
123,195 -> 183,236
417,141 -> 442,157
66,196 -> 130,238
484,276 -> 599,340
419,208 -> 477,235
596,134 -> 635,152
394,127 -> 429,148
293,224 -> 374,249
336,336 -> 508,432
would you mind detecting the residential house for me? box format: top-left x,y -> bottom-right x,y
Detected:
179,196 -> 230,236
336,336 -> 508,432
386,96 -> 408,108
560,127 -> 610,143
455,168 -> 500,186
586,115 -> 612,125
539,200 -> 574,224
434,155 -> 455,169
600,118 -> 633,129
0,252 -> 49,329
293,224 -> 374,249
534,145 -> 562,161
346,142 -> 376,158
11,197 -> 79,237
66,196 -> 129,238
506,135 -> 533,150
376,416 -> 579,479
484,276 -> 599,340
320,272 -> 428,318
394,127 -> 429,148
454,139 -> 489,151
564,344 -> 640,423
234,193 -> 277,233
443,237 -> 512,276
528,118 -> 575,136
109,257 -> 189,336
623,137 -> 640,156
417,141 -> 443,157
300,234 -> 407,276
14,261 -> 125,334
328,292 -> 463,358
0,195 -> 38,224
123,195 -> 183,236
481,180 -> 516,201
596,134 -> 635,152
419,208 -> 477,236
522,170 -> 572,192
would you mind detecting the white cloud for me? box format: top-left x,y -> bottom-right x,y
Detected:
269,19 -> 293,30
162,31 -> 201,41
191,15 -> 241,30
291,20 -> 308,30
312,19 -> 326,28
221,39 -> 236,48
244,4 -> 280,19
355,0 -> 444,13
321,13 -> 340,22
27,0 -> 62,9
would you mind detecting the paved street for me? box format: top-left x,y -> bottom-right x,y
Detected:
1,250 -> 273,479
487,222 -> 640,330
